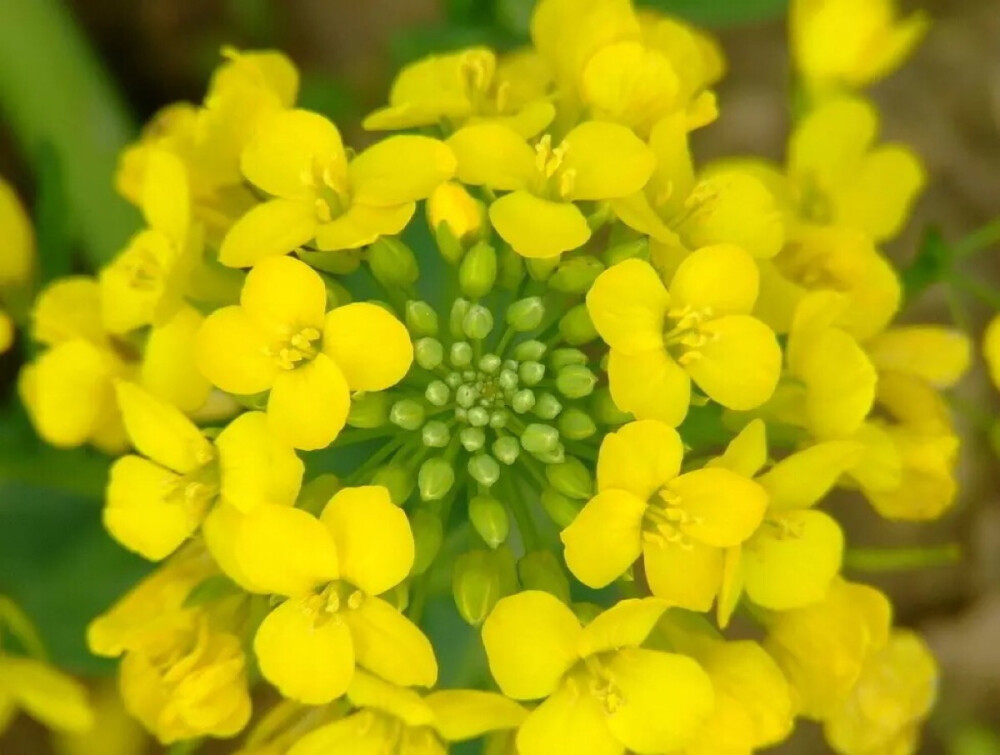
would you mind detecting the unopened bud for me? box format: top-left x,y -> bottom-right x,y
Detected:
453,550 -> 502,626
511,389 -> 536,414
460,427 -> 486,452
479,353 -> 501,374
506,297 -> 545,332
297,474 -> 341,515
449,298 -> 471,339
450,341 -> 473,368
462,304 -> 494,341
559,408 -> 597,440
467,407 -> 490,427
410,509 -> 443,575
526,256 -> 560,282
425,380 -> 450,407
418,457 -> 455,501
519,361 -> 545,386
405,300 -> 439,336
429,182 -> 483,244
518,551 -> 571,603
469,495 -> 509,549
549,347 -> 587,371
422,420 -> 451,448
556,365 -> 597,399
521,423 -> 559,454
604,237 -> 649,267
414,337 -> 444,370
546,457 -> 593,499
459,241 -> 497,299
548,256 -> 605,294
513,339 -> 546,362
325,279 -> 353,308
390,399 -> 425,431
541,487 -> 582,528
368,237 -> 419,289
300,248 -> 362,275
347,392 -> 389,429
558,304 -> 598,345
533,442 -> 565,464
493,436 -> 521,465
468,454 -> 501,487
592,387 -> 632,425
497,244 -> 526,289
534,392 -> 562,420
371,464 -> 414,505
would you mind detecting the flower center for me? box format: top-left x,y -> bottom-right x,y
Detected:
269,327 -> 321,370
532,135 -> 576,200
641,486 -> 700,548
663,304 -> 716,366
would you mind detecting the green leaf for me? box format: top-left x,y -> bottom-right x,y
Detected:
901,226 -> 952,302
637,0 -> 789,27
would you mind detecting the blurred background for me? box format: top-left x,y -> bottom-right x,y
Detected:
0,0 -> 998,752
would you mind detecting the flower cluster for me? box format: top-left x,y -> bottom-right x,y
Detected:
6,0 -> 966,753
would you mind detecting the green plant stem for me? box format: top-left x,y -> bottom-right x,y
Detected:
844,544 -> 961,572
954,217 -> 1000,260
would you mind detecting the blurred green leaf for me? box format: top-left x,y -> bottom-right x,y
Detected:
638,0 -> 789,26
32,142 -> 73,285
902,226 -> 952,302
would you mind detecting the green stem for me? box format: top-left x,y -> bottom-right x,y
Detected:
844,544 -> 961,572
954,217 -> 1000,260
952,275 -> 1000,310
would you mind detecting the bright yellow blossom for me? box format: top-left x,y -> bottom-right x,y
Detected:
587,249 -> 782,425
868,325 -> 971,389
364,47 -> 555,137
203,486 -> 436,704
482,591 -> 714,754
562,420 -> 767,612
104,382 -> 303,560
0,655 -> 93,737
447,121 -> 654,258
218,109 -> 455,267
287,669 -> 525,755
983,314 -> 1000,390
52,680 -> 148,755
196,255 -> 413,450
0,176 -> 34,287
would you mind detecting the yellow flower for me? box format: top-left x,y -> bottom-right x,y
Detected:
104,381 -> 304,560
561,421 -> 768,612
0,311 -> 13,354
52,680 -> 148,755
287,669 -> 525,755
427,181 -> 485,244
868,325 -> 971,390
0,655 -> 93,736
791,0 -> 929,93
765,578 -> 892,720
824,630 -> 937,755
788,96 -> 925,242
587,249 -> 782,425
482,591 -> 714,754
203,486 -> 437,704
364,47 -> 555,137
711,420 -> 858,625
196,255 -> 412,450
100,149 -> 202,334
218,109 -> 455,267
983,314 -> 1000,390
0,176 -> 34,287
447,121 -> 654,258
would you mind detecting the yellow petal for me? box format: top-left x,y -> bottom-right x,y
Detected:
596,420 -> 683,498
516,680 -> 621,755
610,192 -> 677,242
789,96 -> 876,191
267,353 -> 351,451
320,486 -> 414,595
446,124 -> 536,191
560,490 -> 645,589
427,690 -> 526,741
869,326 -> 971,389
215,411 -> 304,512
314,202 -> 415,251
254,595 -> 355,704
578,598 -> 668,658
684,315 -> 781,411
644,539 -> 723,612
349,136 -> 456,207
669,243 -> 759,315
581,41 -> 680,132
0,311 -> 13,354
646,113 -> 696,218
323,303 -> 413,392
481,591 -> 581,700
241,108 -> 346,200
712,419 -> 768,478
489,191 -> 591,258
104,456 -> 200,561
240,254 -> 327,335
0,177 -> 34,285
834,145 -> 925,242
218,199 -> 318,268
141,305 -> 212,413
286,713 -> 387,755
0,657 -> 93,733
195,305 -> 279,395
32,277 -> 105,347
99,230 -> 177,334
345,596 -> 437,687
744,510 -> 843,610
607,347 -> 690,426
717,546 -> 744,629
203,503 -> 338,596
114,381 -> 212,473
347,669 -> 434,727
586,258 -> 669,355
141,149 -> 189,242
669,467 -> 768,547
604,648 -> 714,753
559,121 -> 655,200
758,441 -> 862,510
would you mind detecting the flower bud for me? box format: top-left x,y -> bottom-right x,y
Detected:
489,410 -> 508,429
533,392 -> 562,420
368,237 -> 419,289
591,387 -> 632,425
453,550 -> 502,626
513,339 -> 546,362
347,391 -> 390,429
422,420 -> 451,448
549,347 -> 587,371
297,474 -> 341,515
604,237 -> 649,267
493,436 -> 521,465
559,407 -> 597,440
459,241 -> 497,299
414,337 -> 444,370
410,509 -> 443,575
548,256 -> 605,294
450,341 -> 473,367
506,296 -> 545,332
300,248 -> 362,275
418,457 -> 455,501
546,457 -> 593,499
429,182 -> 483,245
521,423 -> 559,454
460,426 -> 486,452
559,304 -> 598,345
469,495 -> 509,549
518,550 -> 571,603
497,244 -> 526,289
371,463 -> 414,505
462,304 -> 494,341
326,279 -> 353,308
541,488 -> 582,528
467,407 -> 490,427
532,442 -> 565,464
405,300 -> 439,336
526,256 -> 560,282
518,361 -> 545,386
511,389 -> 536,414
468,454 -> 501,487
479,353 -> 501,374
556,365 -> 597,399
390,399 -> 425,431
425,380 -> 450,407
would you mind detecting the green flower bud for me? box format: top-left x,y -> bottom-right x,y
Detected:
533,443 -> 565,464
518,551 -> 571,603
468,453 -> 501,487
489,410 -> 508,429
390,399 -> 425,431
425,380 -> 450,407
498,369 -> 519,392
549,347 -> 587,371
453,550 -> 502,626
410,509 -> 443,575
506,296 -> 545,332
460,426 -> 486,452
479,353 -> 501,374
368,237 -> 419,289
459,241 -> 497,299
541,487 -> 582,528
371,463 -> 414,505
497,244 -> 525,290
434,220 -> 464,265
449,298 -> 471,339
299,248 -> 362,275
493,436 -> 521,465
422,420 -> 451,448
513,339 -> 546,362
347,391 -> 390,429
556,365 -> 597,399
450,341 -> 473,367
511,389 -> 536,414
518,361 -> 545,386
405,300 -> 439,336
591,387 -> 632,425
297,474 -> 341,515
455,384 -> 478,409
558,304 -> 598,345
546,457 -> 593,499
521,423 -> 559,454
572,601 -> 604,625
526,256 -> 560,282
326,279 -> 353,309
548,256 -> 605,294
467,407 -> 490,427
469,495 -> 509,549
462,304 -> 494,341
534,392 -> 563,420
604,237 -> 649,267
414,337 -> 444,370
418,457 -> 455,501
559,407 -> 597,440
